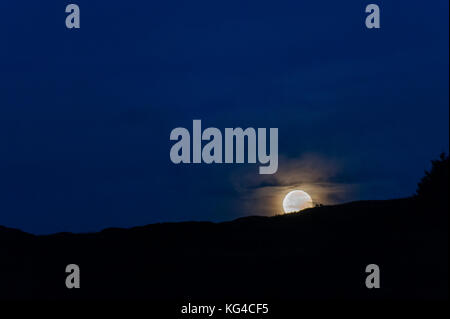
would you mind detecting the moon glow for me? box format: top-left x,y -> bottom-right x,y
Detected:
283,190 -> 313,213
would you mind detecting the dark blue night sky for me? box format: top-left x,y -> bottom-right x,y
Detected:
0,1 -> 448,234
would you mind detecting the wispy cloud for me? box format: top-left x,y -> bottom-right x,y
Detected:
231,153 -> 356,216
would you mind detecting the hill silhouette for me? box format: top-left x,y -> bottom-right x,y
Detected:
0,155 -> 448,300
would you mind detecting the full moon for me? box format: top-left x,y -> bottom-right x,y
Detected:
283,190 -> 313,213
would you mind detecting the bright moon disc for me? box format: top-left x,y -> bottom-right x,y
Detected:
283,190 -> 313,213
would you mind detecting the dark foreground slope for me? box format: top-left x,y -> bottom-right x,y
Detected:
0,197 -> 447,300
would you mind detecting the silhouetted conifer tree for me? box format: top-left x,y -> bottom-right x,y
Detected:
416,153 -> 449,208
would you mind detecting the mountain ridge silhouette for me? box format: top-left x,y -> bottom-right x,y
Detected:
1,197 -> 447,300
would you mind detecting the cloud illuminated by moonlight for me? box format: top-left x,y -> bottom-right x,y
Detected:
232,153 -> 356,216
